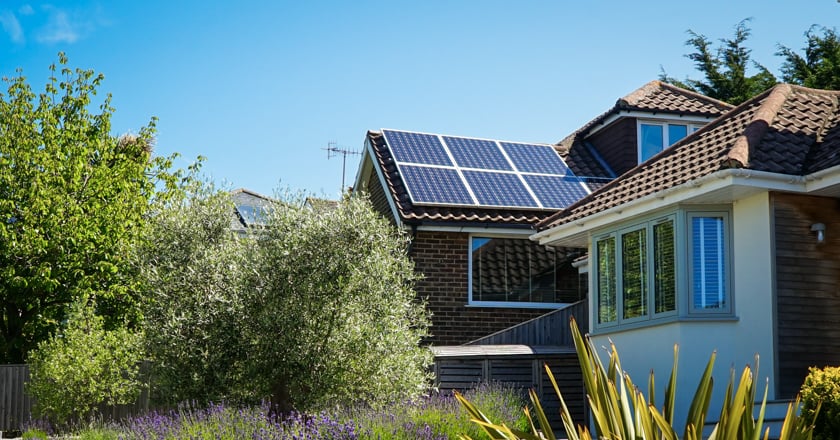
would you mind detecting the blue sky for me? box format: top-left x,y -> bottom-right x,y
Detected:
2,1 -> 839,199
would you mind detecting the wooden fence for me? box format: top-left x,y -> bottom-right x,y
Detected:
0,364 -> 31,432
466,300 -> 588,346
0,363 -> 150,432
431,345 -> 587,431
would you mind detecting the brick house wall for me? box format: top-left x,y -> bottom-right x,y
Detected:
411,231 -> 557,345
773,192 -> 840,397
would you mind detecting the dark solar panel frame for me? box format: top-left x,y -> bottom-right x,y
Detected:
383,130 -> 452,166
400,165 -> 475,206
500,142 -> 572,175
462,170 -> 538,208
442,136 -> 512,171
523,175 -> 591,209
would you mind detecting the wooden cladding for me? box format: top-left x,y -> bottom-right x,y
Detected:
773,193 -> 840,398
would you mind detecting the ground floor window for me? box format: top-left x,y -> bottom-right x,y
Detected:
594,209 -> 730,329
470,236 -> 581,307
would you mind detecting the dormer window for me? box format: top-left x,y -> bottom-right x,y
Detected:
638,121 -> 702,163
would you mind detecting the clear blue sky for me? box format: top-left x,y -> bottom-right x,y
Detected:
2,1 -> 838,199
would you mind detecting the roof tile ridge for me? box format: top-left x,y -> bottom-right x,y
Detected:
657,81 -> 735,109
617,80 -> 662,107
723,84 -> 793,169
802,87 -> 840,173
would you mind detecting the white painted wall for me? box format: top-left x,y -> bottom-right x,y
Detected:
588,192 -> 776,432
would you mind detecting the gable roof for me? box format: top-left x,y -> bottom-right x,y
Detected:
537,84 -> 840,236
556,80 -> 734,151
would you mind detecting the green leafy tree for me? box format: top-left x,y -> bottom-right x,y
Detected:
778,26 -> 840,90
661,20 -> 777,105
0,54 -> 182,363
244,194 -> 432,412
27,298 -> 144,426
137,185 -> 249,405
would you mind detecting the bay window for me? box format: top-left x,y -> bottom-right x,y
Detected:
593,209 -> 729,329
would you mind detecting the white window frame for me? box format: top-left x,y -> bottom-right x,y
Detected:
637,120 -> 704,163
591,208 -> 732,331
468,233 -> 569,309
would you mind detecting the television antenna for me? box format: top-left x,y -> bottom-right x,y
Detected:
324,142 -> 361,193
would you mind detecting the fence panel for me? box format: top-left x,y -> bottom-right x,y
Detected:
0,362 -> 150,432
0,364 -> 31,432
431,345 -> 586,431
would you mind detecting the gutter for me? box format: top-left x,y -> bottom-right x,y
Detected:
408,221 -> 534,236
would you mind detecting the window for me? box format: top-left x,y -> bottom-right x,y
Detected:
688,213 -> 729,313
470,236 -> 575,307
593,210 -> 730,329
638,121 -> 702,162
594,216 -> 677,327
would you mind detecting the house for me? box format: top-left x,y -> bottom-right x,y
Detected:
352,80 -> 731,346
230,188 -> 274,235
533,83 -> 840,429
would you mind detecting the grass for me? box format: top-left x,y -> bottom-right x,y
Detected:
21,382 -> 528,440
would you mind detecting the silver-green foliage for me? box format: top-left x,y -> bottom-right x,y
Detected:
139,188 -> 432,411
458,317 -> 817,440
27,300 -> 144,425
244,193 -> 432,411
137,185 -> 248,405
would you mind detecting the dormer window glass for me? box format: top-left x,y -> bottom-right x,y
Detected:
638,121 -> 701,163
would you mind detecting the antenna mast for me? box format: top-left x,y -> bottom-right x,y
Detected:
324,142 -> 361,193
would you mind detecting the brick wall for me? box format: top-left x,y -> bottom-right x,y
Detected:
411,231 -> 556,345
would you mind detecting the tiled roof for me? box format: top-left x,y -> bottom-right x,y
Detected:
556,80 -> 733,151
538,84 -> 840,231
367,131 -> 560,225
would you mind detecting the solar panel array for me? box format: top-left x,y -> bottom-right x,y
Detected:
381,129 -> 592,210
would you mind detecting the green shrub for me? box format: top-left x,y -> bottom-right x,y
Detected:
21,429 -> 48,439
27,299 -> 144,426
801,365 -> 840,440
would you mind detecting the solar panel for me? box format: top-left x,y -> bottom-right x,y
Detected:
400,165 -> 474,205
462,171 -> 538,208
442,136 -> 512,171
500,142 -> 571,175
523,175 -> 590,209
382,129 -> 598,210
383,130 -> 452,166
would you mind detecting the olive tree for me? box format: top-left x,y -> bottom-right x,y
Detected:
136,186 -> 249,405
138,187 -> 432,411
244,194 -> 432,412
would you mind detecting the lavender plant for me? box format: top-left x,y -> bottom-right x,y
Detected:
47,381 -> 526,440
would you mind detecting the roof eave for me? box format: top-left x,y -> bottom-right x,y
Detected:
532,168 -> 811,247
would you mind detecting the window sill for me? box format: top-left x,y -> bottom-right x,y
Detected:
466,301 -> 570,310
591,314 -> 739,336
